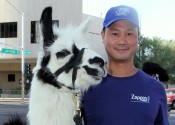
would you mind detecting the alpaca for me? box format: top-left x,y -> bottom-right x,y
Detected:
21,6 -> 105,125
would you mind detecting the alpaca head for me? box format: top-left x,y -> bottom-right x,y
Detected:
35,7 -> 107,91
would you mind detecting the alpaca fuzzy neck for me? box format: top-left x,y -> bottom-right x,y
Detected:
28,75 -> 77,125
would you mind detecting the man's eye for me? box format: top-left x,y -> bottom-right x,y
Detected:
127,33 -> 133,36
112,33 -> 119,36
56,50 -> 70,58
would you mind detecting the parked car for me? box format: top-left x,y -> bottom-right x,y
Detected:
165,88 -> 175,111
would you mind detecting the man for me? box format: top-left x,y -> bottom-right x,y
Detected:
82,5 -> 169,125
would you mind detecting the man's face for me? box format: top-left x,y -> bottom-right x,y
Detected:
101,20 -> 139,63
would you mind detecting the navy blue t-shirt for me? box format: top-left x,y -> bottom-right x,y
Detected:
82,69 -> 169,125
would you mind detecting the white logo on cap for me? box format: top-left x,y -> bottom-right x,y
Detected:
115,7 -> 129,16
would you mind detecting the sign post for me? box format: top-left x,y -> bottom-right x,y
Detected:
4,0 -> 25,104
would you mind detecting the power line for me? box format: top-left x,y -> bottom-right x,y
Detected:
5,0 -> 23,15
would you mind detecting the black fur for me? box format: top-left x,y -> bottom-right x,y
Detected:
40,7 -> 54,48
54,44 -> 80,76
56,49 -> 71,59
64,44 -> 80,73
37,67 -> 62,88
3,114 -> 26,125
89,57 -> 105,67
83,66 -> 99,79
82,57 -> 106,78
40,52 -> 51,68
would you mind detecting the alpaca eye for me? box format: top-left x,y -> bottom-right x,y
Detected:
89,57 -> 105,67
95,62 -> 102,66
95,61 -> 105,67
56,50 -> 70,58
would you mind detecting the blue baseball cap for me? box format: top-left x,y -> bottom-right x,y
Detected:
103,5 -> 139,29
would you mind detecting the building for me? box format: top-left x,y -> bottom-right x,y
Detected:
0,0 -> 106,90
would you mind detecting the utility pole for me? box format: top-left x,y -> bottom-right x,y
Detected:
4,0 -> 25,103
21,13 -> 25,103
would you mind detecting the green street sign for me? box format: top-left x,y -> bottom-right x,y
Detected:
1,48 -> 20,55
24,50 -> 32,55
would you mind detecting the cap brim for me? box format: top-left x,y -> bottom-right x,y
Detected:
103,18 -> 139,29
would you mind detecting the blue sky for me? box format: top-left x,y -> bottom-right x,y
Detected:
83,0 -> 175,40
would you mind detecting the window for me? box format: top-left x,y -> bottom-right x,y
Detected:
31,21 -> 40,44
31,20 -> 59,43
8,74 -> 15,82
0,22 -> 17,38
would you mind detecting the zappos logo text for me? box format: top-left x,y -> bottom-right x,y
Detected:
131,94 -> 150,103
115,7 -> 129,16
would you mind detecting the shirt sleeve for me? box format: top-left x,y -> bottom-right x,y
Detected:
154,85 -> 169,125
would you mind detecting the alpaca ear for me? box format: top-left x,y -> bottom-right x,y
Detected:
40,7 -> 54,47
78,17 -> 92,33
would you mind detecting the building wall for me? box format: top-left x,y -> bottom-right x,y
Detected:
0,63 -> 22,89
0,63 -> 35,89
0,0 -> 82,89
82,14 -> 107,61
0,0 -> 82,59
0,71 -> 21,89
0,0 -> 22,59
22,0 -> 83,58
0,63 -> 21,71
0,0 -> 107,89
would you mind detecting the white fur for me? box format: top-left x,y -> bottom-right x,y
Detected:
28,77 -> 76,125
27,7 -> 106,125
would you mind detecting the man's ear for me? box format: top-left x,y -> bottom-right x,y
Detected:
101,30 -> 105,41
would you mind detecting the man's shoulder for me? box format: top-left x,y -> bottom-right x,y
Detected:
139,69 -> 166,91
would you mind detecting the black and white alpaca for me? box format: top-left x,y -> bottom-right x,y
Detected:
3,7 -> 106,125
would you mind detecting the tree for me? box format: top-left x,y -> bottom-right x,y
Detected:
135,36 -> 175,84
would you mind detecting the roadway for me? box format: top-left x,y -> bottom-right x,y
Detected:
0,101 -> 175,125
0,102 -> 28,124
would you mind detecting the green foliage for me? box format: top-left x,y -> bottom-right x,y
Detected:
135,36 -> 175,84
